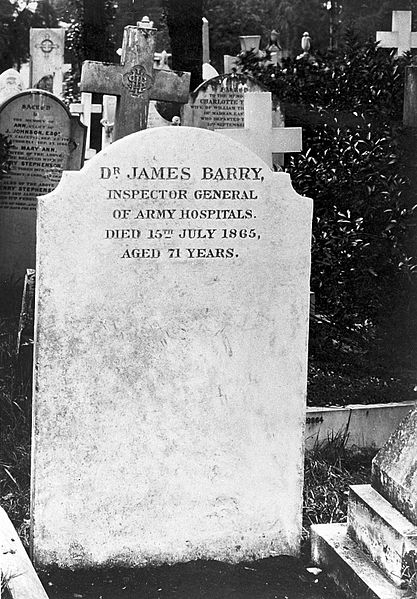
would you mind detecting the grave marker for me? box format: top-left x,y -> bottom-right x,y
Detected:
0,69 -> 24,105
69,92 -> 102,159
376,10 -> 417,56
81,17 -> 191,140
312,405 -> 417,596
182,73 -> 266,130
217,92 -> 302,168
32,125 -> 312,568
29,28 -> 68,96
0,90 -> 85,282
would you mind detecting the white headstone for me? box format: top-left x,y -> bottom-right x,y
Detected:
376,10 -> 417,56
32,126 -> 312,568
30,28 -> 66,96
0,69 -> 24,105
69,92 -> 102,159
216,92 -> 302,168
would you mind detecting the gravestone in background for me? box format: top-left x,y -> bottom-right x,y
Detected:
182,73 -> 268,130
30,29 -> 66,96
0,90 -> 85,283
32,126 -> 312,568
0,69 -> 25,105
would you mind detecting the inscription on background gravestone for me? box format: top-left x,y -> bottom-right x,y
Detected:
0,90 -> 85,282
32,126 -> 312,568
183,74 -> 268,130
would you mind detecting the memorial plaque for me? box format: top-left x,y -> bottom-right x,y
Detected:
30,28 -> 66,96
182,73 -> 267,130
0,90 -> 85,282
32,126 -> 312,568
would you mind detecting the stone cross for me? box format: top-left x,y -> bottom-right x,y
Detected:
80,16 -> 191,140
216,92 -> 302,168
376,10 -> 417,56
69,92 -> 102,159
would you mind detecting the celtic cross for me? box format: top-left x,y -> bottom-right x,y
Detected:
80,17 -> 191,141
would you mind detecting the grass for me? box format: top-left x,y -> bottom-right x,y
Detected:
303,431 -> 377,543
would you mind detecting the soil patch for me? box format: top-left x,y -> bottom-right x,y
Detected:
39,557 -> 344,599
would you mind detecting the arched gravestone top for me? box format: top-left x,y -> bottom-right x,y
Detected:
0,68 -> 24,105
32,126 -> 312,568
0,89 -> 86,281
183,73 -> 268,130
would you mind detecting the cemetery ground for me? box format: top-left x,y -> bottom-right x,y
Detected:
1,289 -> 381,598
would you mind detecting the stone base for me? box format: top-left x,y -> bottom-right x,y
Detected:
348,485 -> 417,586
311,523 -> 408,599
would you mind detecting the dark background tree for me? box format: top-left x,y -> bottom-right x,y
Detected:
0,0 -> 58,72
164,0 -> 203,90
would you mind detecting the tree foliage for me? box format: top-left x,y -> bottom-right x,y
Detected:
0,0 -> 58,71
239,35 -> 417,364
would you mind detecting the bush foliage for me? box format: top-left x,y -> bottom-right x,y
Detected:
239,35 -> 417,366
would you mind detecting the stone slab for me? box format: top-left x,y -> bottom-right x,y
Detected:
348,484 -> 417,586
372,406 -> 417,527
30,28 -> 65,96
0,90 -> 85,283
0,506 -> 49,599
182,73 -> 267,130
305,403 -> 415,451
311,523 -> 408,599
31,126 -> 312,568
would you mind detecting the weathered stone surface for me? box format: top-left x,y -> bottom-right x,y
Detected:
348,484 -> 417,586
32,126 -> 312,568
29,29 -> 65,96
372,406 -> 417,527
80,20 -> 190,140
0,90 -> 85,282
182,73 -> 267,130
0,68 -> 24,104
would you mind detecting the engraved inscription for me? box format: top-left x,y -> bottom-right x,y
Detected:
98,164 -> 265,261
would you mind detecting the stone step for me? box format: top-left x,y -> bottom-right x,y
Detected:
348,484 -> 417,586
310,523 -> 409,599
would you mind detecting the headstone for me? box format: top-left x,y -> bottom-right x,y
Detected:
16,269 -> 36,355
0,69 -> 24,105
311,405 -> 417,596
216,92 -> 302,168
29,28 -> 67,96
147,100 -> 171,127
0,506 -> 49,599
32,125 -> 312,568
69,92 -> 102,159
239,36 -> 261,52
182,73 -> 266,130
101,95 -> 117,148
0,90 -> 85,283
376,10 -> 417,56
224,55 -> 239,74
81,17 -> 191,140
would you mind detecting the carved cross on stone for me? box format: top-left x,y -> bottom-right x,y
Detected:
80,17 -> 191,141
216,92 -> 302,168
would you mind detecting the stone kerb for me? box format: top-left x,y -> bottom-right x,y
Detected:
32,126 -> 312,568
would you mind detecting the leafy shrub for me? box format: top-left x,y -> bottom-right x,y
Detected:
239,34 -> 417,366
